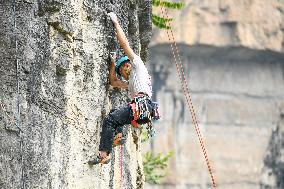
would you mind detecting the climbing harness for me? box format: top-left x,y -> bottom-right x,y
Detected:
130,94 -> 150,127
160,6 -> 217,188
129,93 -> 160,138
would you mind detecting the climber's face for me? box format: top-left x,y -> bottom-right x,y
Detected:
120,62 -> 132,80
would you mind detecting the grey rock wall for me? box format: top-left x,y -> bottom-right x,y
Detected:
261,113 -> 284,189
0,0 -> 151,188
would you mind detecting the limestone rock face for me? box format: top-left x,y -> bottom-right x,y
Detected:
261,114 -> 284,189
152,0 -> 284,52
0,0 -> 151,189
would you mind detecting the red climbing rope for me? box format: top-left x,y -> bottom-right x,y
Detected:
120,145 -> 123,188
160,6 -> 217,188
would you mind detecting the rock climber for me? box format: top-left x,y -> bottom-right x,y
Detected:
88,12 -> 160,165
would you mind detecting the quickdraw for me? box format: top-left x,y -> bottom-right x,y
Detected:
129,93 -> 150,127
129,93 -> 161,138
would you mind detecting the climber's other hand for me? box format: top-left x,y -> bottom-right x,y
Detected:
108,12 -> 118,24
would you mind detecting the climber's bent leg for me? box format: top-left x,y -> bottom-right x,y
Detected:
88,106 -> 132,165
99,106 -> 132,154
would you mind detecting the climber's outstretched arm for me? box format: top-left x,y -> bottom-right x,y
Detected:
109,60 -> 128,89
108,12 -> 135,61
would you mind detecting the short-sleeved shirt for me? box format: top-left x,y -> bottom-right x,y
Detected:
129,55 -> 152,98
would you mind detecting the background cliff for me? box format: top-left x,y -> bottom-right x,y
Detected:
152,0 -> 284,52
0,0 -> 151,188
146,0 -> 284,189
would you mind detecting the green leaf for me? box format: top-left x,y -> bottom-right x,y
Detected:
152,14 -> 173,23
160,1 -> 185,9
152,19 -> 170,29
143,151 -> 174,184
152,1 -> 185,29
152,14 -> 171,29
141,128 -> 150,143
152,0 -> 185,9
152,0 -> 161,7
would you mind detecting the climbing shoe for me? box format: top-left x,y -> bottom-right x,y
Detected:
88,155 -> 110,165
113,133 -> 125,147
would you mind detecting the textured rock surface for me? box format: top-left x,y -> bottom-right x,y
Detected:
0,0 -> 151,188
152,0 -> 284,52
261,112 -> 284,189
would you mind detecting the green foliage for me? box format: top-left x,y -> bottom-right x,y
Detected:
141,128 -> 150,143
152,0 -> 185,29
141,126 -> 155,143
152,14 -> 172,29
152,0 -> 185,9
143,151 -> 174,184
